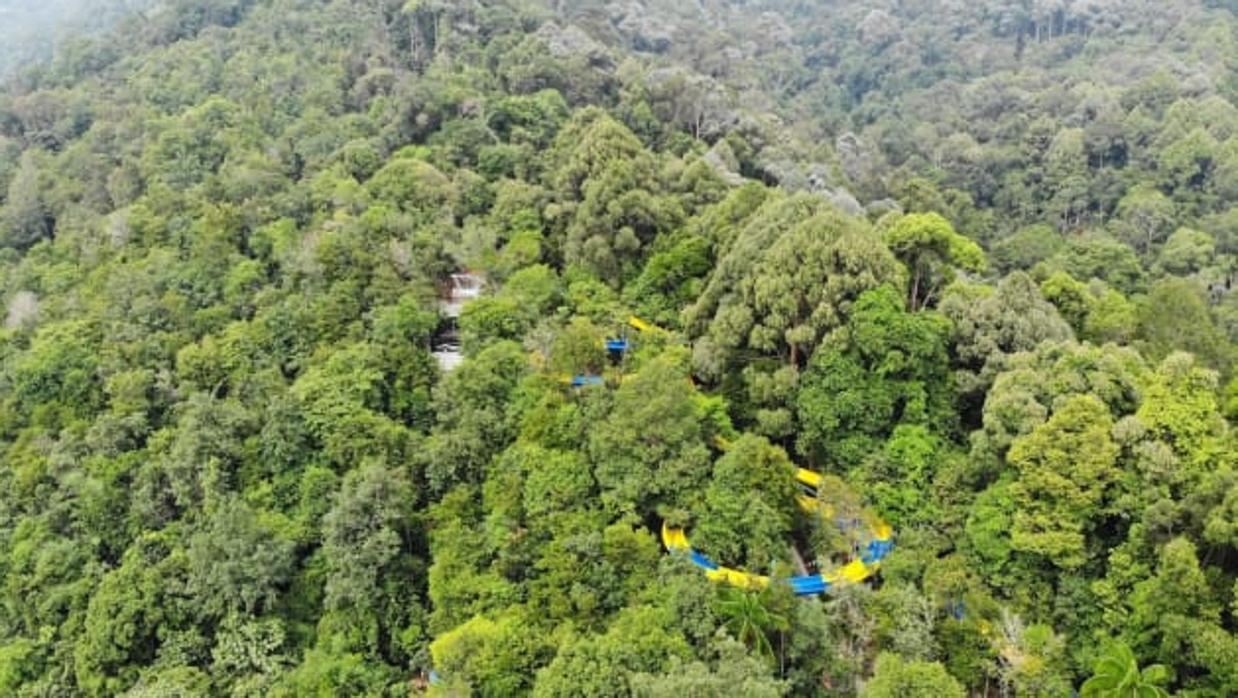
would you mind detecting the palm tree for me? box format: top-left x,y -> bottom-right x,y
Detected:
1080,642 -> 1170,698
715,587 -> 788,662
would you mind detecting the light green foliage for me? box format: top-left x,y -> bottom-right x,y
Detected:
1008,394 -> 1119,569
1040,272 -> 1092,335
458,295 -> 529,353
1129,538 -> 1223,667
291,342 -> 414,468
714,587 -> 790,661
688,193 -> 903,375
267,647 -> 394,698
1041,272 -> 1139,345
549,316 -> 607,377
940,272 -> 1074,395
426,487 -> 517,636
74,535 -> 181,697
859,652 -> 965,698
964,478 -> 1018,588
1115,185 -> 1176,255
1,150 -> 53,249
1133,353 -> 1229,501
623,234 -> 712,329
1158,127 -> 1218,197
871,583 -> 937,661
364,154 -> 457,223
527,518 -> 661,626
1080,642 -> 1169,698
629,638 -> 788,697
320,463 -> 419,657
423,340 -> 528,493
187,498 -> 294,619
10,319 -> 103,425
489,90 -> 571,151
0,639 -> 40,694
997,620 -> 1071,698
459,267 -> 562,353
856,425 -> 954,529
971,341 -> 1147,468
1037,236 -> 1146,295
882,212 -> 985,310
210,615 -> 290,695
533,606 -> 691,698
121,666 -> 213,698
1155,227 -> 1215,275
430,613 -> 551,696
1084,284 -> 1140,346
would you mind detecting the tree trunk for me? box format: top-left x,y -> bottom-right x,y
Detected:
410,22 -> 421,67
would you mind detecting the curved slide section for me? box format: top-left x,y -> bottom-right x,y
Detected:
662,468 -> 894,596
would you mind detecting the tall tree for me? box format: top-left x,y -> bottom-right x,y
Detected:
882,212 -> 985,311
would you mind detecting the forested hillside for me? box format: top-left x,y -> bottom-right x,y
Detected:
0,0 -> 1236,695
0,0 -> 155,77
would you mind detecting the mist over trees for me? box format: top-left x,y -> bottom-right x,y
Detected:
0,0 -> 158,77
0,0 -> 1235,696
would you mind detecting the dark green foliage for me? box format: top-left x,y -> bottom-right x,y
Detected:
692,435 -> 799,570
0,1 -> 1234,696
797,285 -> 956,469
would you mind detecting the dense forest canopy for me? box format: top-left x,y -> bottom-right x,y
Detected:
0,0 -> 1236,695
0,0 -> 156,77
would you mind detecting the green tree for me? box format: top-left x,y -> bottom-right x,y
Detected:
714,588 -> 790,662
586,351 -> 713,516
1158,127 -> 1217,199
1045,127 -> 1091,230
423,340 -> 528,493
796,284 -> 955,468
1037,235 -> 1145,295
623,234 -> 712,329
859,652 -> 965,698
1136,278 -> 1232,372
1,150 -> 52,249
1007,394 -> 1119,569
187,498 -> 295,619
629,638 -> 788,697
548,108 -> 683,284
1115,186 -> 1175,255
549,316 -> 607,378
992,224 -> 1065,274
940,272 -> 1073,396
319,463 -> 419,657
883,212 -> 985,310
364,153 -> 457,224
692,434 -> 798,570
688,193 -> 902,374
430,613 -> 552,696
74,535 -> 183,697
532,606 -> 691,698
1080,642 -> 1169,698
1155,227 -> 1215,275
996,620 -> 1071,698
211,614 -> 291,695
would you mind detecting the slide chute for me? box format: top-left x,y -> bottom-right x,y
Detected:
662,468 -> 894,596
